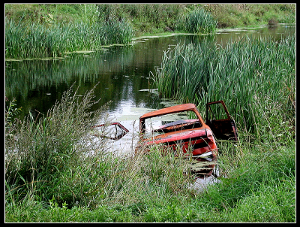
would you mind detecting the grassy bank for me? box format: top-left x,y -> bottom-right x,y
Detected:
5,4 -> 295,32
5,141 -> 296,222
205,4 -> 295,28
5,19 -> 133,59
4,4 -> 215,59
150,35 -> 295,221
5,85 -> 295,222
5,4 -> 296,222
5,4 -> 295,59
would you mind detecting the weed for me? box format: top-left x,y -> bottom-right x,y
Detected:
204,4 -> 295,28
5,4 -> 295,58
5,18 -> 133,59
155,35 -> 295,139
4,4 -> 296,222
177,7 -> 217,34
5,84 -> 103,204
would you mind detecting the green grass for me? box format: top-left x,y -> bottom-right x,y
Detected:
4,4 -> 99,25
155,35 -> 295,139
204,4 -> 295,28
176,7 -> 217,34
4,4 -> 296,222
5,4 -> 295,59
5,137 -> 295,222
5,18 -> 133,59
5,4 -> 295,32
5,85 -> 103,205
5,84 -> 295,222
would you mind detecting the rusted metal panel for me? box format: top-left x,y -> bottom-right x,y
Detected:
140,103 -> 198,120
139,103 -> 206,133
91,100 -> 237,177
138,103 -> 219,177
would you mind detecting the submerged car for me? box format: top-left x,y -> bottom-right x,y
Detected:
137,101 -> 238,176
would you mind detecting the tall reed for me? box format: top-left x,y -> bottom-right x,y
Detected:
155,36 -> 295,139
5,19 -> 133,59
177,7 -> 217,34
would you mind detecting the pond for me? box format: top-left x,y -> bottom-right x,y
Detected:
5,23 -> 295,155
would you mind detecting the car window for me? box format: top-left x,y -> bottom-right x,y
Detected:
207,102 -> 229,121
144,110 -> 201,137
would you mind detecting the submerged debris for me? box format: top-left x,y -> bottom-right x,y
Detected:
91,100 -> 238,177
92,122 -> 129,140
137,101 -> 238,177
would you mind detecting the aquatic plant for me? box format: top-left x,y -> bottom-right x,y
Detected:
5,19 -> 133,59
177,7 -> 217,34
155,36 -> 295,140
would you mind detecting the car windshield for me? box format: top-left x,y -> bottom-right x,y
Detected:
144,110 -> 201,137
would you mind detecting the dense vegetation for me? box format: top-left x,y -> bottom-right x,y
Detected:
5,16 -> 133,59
5,38 -> 296,222
204,4 -> 295,28
5,4 -> 295,32
5,4 -> 295,59
153,35 -> 295,221
5,84 -> 296,222
155,36 -> 295,138
5,4 -> 214,59
5,3 -> 295,222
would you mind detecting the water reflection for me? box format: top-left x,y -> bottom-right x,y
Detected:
5,23 -> 295,122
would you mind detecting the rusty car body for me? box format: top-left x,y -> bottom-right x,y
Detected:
137,101 -> 238,176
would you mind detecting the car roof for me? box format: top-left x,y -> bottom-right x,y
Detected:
140,103 -> 197,120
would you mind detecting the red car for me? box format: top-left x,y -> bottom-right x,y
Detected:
137,101 -> 238,176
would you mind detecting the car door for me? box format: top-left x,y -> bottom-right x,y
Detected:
206,100 -> 238,141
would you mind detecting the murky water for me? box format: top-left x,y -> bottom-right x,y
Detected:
5,24 -> 295,154
5,23 -> 295,190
